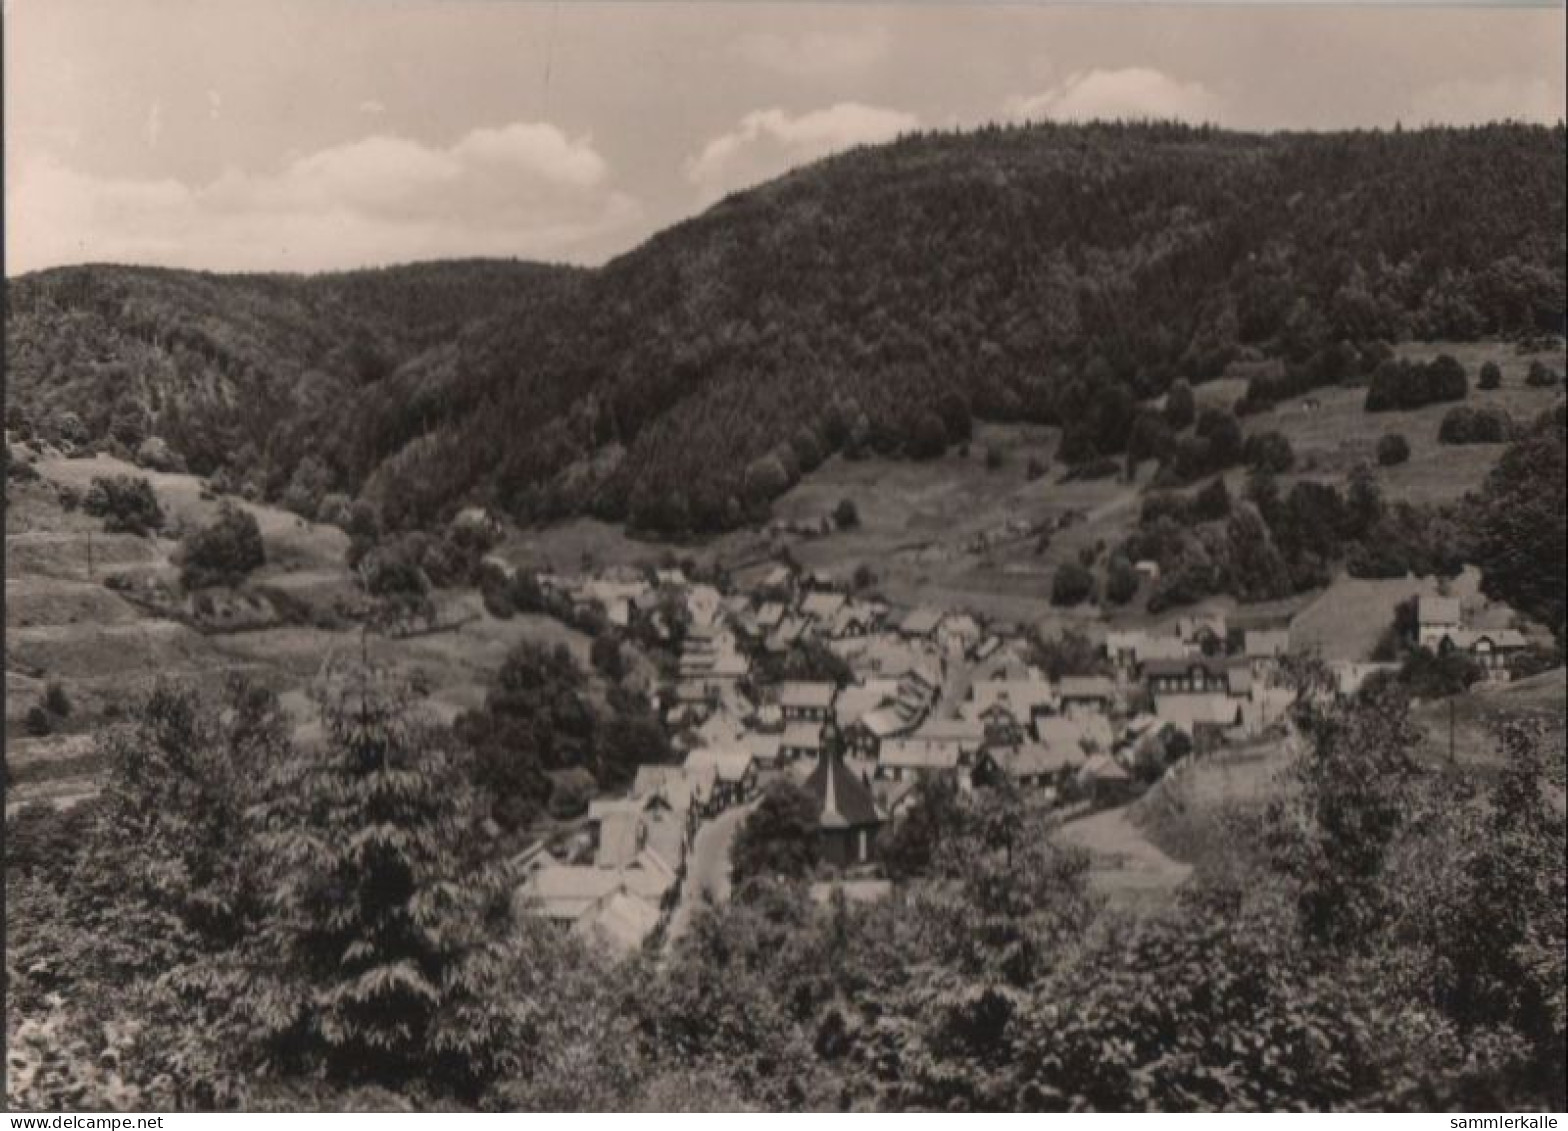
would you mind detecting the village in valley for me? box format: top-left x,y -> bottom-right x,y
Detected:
502,540 -> 1536,953
4,8 -> 1565,1098
7,335 -> 1562,979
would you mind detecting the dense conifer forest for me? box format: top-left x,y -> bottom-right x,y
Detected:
7,123 -> 1564,535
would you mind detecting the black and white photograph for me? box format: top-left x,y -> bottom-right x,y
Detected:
3,0 -> 1565,1115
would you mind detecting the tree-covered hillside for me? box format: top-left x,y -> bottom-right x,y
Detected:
7,122 -> 1565,535
4,260 -> 581,496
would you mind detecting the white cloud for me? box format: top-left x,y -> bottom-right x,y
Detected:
1407,75 -> 1564,126
686,102 -> 919,202
730,26 -> 891,79
6,122 -> 640,274
1005,67 -> 1224,125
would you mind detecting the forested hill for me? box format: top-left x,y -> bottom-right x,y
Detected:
4,259 -> 582,488
7,122 -> 1565,533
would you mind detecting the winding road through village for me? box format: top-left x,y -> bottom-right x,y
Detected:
664,799 -> 756,946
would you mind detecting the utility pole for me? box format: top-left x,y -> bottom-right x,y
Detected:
1449,696 -> 1456,766
86,531 -> 93,581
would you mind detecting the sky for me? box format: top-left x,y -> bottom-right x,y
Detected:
5,0 -> 1565,275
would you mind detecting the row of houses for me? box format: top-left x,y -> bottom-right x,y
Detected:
515,732 -> 769,954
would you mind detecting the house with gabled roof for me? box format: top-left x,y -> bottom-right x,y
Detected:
1154,693 -> 1243,743
800,590 -> 848,623
878,735 -> 965,782
973,742 -> 1081,791
898,606 -> 947,639
683,746 -> 759,805
1436,627 -> 1529,678
846,703 -> 915,757
1036,713 -> 1114,758
835,679 -> 902,732
1057,675 -> 1117,715
1417,595 -> 1463,647
517,865 -> 625,925
878,738 -> 961,781
910,716 -> 986,757
781,720 -> 829,761
827,603 -> 873,640
965,677 -> 1057,743
1176,611 -> 1229,653
1143,657 -> 1233,698
779,680 -> 837,722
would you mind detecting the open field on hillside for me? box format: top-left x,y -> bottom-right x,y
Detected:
4,530 -> 163,582
6,576 -> 144,628
1236,342 -> 1565,507
35,452 -> 351,573
4,457 -> 621,813
498,518 -> 688,575
739,422 -> 1155,626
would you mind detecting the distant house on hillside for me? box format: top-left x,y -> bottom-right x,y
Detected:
1436,628 -> 1529,679
1417,596 -> 1463,648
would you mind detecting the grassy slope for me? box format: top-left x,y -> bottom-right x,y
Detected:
1235,341 -> 1567,508
1,454 -> 610,814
